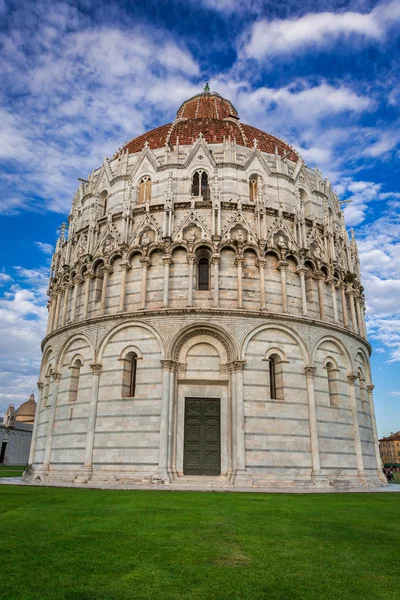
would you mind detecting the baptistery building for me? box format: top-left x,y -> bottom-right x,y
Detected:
25,88 -> 386,489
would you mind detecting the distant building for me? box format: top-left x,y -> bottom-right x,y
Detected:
379,431 -> 400,465
0,394 -> 36,466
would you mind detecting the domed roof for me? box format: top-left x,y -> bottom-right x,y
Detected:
15,393 -> 36,424
118,89 -> 299,162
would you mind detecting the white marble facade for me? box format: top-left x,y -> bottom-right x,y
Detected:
25,90 -> 386,489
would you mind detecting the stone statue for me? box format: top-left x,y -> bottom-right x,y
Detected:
3,404 -> 15,428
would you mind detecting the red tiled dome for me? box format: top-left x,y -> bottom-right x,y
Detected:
119,91 -> 299,163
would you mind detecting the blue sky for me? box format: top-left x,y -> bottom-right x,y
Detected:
0,0 -> 399,436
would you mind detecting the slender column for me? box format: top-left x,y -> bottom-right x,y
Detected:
297,267 -> 308,316
367,384 -> 387,484
42,372 -> 62,471
53,291 -> 62,330
162,255 -> 172,308
61,285 -> 71,327
235,256 -> 244,309
187,254 -> 195,307
348,290 -> 358,334
118,262 -> 129,312
355,296 -> 363,337
46,295 -> 56,335
256,257 -> 267,310
83,363 -> 102,471
315,272 -> 325,320
340,283 -> 349,328
328,279 -> 339,323
361,301 -> 367,339
140,258 -> 150,310
278,261 -> 288,313
100,267 -> 112,315
70,277 -> 81,322
157,360 -> 174,479
347,374 -> 366,483
232,360 -> 246,478
83,273 -> 93,319
212,255 -> 220,308
28,381 -> 44,466
304,366 -> 323,479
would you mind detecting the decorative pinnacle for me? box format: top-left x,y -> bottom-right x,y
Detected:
203,82 -> 210,93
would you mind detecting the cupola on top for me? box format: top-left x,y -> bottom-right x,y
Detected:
119,89 -> 299,162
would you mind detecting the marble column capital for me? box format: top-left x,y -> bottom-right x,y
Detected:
89,363 -> 103,375
304,366 -> 316,378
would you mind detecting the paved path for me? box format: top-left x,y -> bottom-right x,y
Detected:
1,477 -> 400,494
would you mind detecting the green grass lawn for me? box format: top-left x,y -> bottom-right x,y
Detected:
1,486 -> 399,600
0,464 -> 26,477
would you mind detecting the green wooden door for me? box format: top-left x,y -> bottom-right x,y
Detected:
184,398 -> 221,476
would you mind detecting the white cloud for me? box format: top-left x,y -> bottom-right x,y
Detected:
390,391 -> 400,396
0,267 -> 47,416
0,8 -> 200,215
35,241 -> 54,255
242,2 -> 400,60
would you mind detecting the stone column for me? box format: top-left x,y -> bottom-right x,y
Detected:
232,360 -> 246,479
235,255 -> 244,309
278,261 -> 288,313
256,257 -> 267,310
61,285 -> 71,327
140,257 -> 150,310
187,254 -> 195,307
315,272 -> 325,320
70,277 -> 82,322
83,272 -> 93,319
304,366 -> 324,483
355,296 -> 363,337
328,279 -> 339,324
212,255 -> 220,308
347,374 -> 366,483
46,295 -> 56,335
296,267 -> 308,316
42,371 -> 62,471
340,283 -> 349,328
53,291 -> 62,330
83,363 -> 102,472
100,266 -> 112,315
28,381 -> 44,466
118,262 -> 129,312
162,255 -> 172,308
348,290 -> 358,334
156,359 -> 174,480
367,384 -> 387,484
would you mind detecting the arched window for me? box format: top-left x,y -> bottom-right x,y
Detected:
94,263 -> 104,303
69,359 -> 82,403
198,257 -> 209,290
249,174 -> 258,201
43,369 -> 52,407
325,361 -> 338,406
138,177 -> 152,204
358,370 -> 368,413
100,190 -> 108,216
122,352 -> 137,398
192,171 -> 209,201
268,353 -> 284,400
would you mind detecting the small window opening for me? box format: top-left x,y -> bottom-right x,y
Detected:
192,171 -> 209,201
138,177 -> 152,204
249,175 -> 258,201
198,258 -> 209,290
122,352 -> 137,398
69,359 -> 82,403
325,362 -> 338,406
268,353 -> 284,400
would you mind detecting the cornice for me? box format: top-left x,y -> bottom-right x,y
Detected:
41,306 -> 371,354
